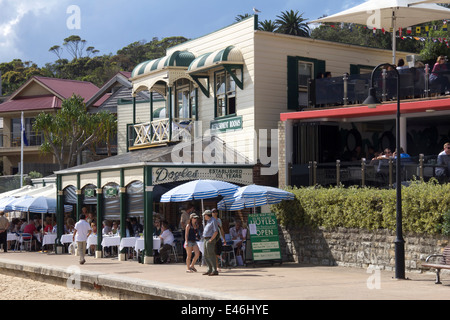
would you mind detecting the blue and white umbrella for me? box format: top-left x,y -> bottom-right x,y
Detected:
3,195 -> 32,212
217,184 -> 295,211
12,196 -> 72,213
160,179 -> 239,212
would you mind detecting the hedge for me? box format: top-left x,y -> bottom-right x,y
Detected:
272,179 -> 450,235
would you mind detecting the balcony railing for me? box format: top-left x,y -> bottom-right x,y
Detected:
290,154 -> 448,188
131,117 -> 195,148
308,64 -> 450,107
0,131 -> 44,148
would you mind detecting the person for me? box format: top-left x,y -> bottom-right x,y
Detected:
211,208 -> 225,271
24,218 -> 40,250
158,221 -> 174,263
396,58 -> 409,73
185,213 -> 201,273
229,219 -> 246,257
430,55 -> 449,95
153,218 -> 161,236
19,218 -> 27,232
43,220 -> 53,234
202,210 -> 219,276
72,214 -> 92,265
112,221 -> 119,235
64,218 -> 75,234
0,212 -> 10,253
437,142 -> 450,178
102,220 -> 112,235
130,217 -> 143,236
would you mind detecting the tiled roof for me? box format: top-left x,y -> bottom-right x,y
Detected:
33,76 -> 99,101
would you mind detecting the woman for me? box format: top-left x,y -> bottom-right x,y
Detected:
211,208 -> 225,271
430,55 -> 449,95
185,213 -> 201,273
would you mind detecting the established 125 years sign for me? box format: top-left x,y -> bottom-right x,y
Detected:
152,167 -> 253,185
248,212 -> 281,261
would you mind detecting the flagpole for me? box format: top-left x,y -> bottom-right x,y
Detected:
20,111 -> 24,187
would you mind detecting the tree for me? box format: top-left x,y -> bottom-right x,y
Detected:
33,94 -> 117,169
259,20 -> 277,32
275,10 -> 310,37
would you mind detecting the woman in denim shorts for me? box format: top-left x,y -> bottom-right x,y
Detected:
185,213 -> 201,272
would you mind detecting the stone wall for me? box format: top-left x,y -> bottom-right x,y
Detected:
279,226 -> 450,273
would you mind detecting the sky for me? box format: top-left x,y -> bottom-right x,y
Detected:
0,0 -> 363,67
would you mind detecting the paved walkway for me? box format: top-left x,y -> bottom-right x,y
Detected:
0,251 -> 449,300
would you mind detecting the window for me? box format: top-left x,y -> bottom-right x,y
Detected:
174,78 -> 195,119
215,69 -> 238,117
297,61 -> 314,107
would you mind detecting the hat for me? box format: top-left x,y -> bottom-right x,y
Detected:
202,210 -> 212,216
190,213 -> 199,219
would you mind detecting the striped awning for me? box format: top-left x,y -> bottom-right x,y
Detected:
131,51 -> 195,79
188,46 -> 243,74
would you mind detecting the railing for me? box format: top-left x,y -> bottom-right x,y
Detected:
308,64 -> 450,107
0,131 -> 44,148
131,118 -> 194,147
290,154 -> 449,188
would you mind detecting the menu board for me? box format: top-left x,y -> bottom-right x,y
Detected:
247,212 -> 281,261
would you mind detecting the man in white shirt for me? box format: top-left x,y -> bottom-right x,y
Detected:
73,214 -> 92,265
159,221 -> 174,263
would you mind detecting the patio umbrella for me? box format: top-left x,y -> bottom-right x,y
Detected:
160,179 -> 239,212
310,0 -> 450,64
217,184 -> 295,211
12,195 -> 72,214
3,195 -> 32,212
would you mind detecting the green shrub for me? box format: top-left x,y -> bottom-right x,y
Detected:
273,179 -> 450,235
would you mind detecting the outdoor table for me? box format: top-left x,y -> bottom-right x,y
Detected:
42,233 -> 57,246
87,234 -> 97,247
134,237 -> 161,253
7,233 -> 18,242
119,237 -> 137,251
101,235 -> 120,256
60,234 -> 73,244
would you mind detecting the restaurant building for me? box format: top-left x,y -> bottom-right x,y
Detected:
55,15 -> 423,262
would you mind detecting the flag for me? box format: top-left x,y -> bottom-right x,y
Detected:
21,114 -> 28,146
407,27 -> 412,34
416,27 -> 421,34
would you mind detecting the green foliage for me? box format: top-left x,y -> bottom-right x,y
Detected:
273,180 -> 450,235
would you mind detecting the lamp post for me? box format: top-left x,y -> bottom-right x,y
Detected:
363,63 -> 405,280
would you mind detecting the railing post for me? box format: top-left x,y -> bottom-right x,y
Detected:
343,73 -> 349,105
308,161 -> 313,186
313,161 -> 317,186
424,64 -> 430,98
419,153 -> 424,180
382,69 -> 387,102
389,157 -> 393,188
336,160 -> 341,186
361,158 -> 366,187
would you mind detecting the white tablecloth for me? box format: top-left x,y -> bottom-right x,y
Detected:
7,233 -> 18,242
101,235 -> 120,248
87,234 -> 97,247
42,234 -> 57,246
134,238 -> 160,252
119,237 -> 137,251
60,234 -> 73,244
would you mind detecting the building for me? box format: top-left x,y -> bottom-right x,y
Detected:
55,15 -> 424,263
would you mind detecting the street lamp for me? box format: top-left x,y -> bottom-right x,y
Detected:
363,63 -> 405,280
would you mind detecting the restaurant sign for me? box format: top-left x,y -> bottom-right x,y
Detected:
152,167 -> 253,185
210,116 -> 242,132
248,212 -> 281,261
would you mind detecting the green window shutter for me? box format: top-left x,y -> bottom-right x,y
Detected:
317,60 -> 326,76
287,56 -> 299,110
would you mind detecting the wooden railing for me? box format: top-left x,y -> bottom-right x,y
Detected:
132,118 -> 194,147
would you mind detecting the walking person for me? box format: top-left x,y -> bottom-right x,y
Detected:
0,212 -> 10,253
202,210 -> 219,276
72,214 -> 92,265
185,213 -> 201,273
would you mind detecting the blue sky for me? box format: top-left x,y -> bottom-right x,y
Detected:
0,0 -> 362,67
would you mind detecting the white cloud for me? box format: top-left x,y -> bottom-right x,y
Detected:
0,0 -> 64,62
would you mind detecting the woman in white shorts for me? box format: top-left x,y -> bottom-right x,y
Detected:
185,213 -> 201,272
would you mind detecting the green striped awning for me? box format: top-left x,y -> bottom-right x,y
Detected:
131,51 -> 195,78
188,46 -> 243,74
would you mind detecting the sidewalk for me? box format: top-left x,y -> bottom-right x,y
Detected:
0,251 -> 449,300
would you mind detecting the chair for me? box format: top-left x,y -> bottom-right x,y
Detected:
221,234 -> 236,267
16,233 -> 34,252
170,243 -> 178,262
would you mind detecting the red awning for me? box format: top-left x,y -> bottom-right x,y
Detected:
280,98 -> 450,121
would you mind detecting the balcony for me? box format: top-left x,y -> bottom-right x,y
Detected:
307,64 -> 450,108
0,131 -> 43,149
129,117 -> 195,150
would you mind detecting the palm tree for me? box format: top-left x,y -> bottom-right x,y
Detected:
235,14 -> 251,22
275,10 -> 310,37
258,20 -> 277,32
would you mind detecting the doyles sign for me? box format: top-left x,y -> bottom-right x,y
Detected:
248,213 -> 281,261
152,167 -> 253,185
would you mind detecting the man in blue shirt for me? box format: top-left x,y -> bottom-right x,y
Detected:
202,210 -> 219,276
437,142 -> 450,179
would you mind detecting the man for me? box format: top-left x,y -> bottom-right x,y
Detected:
202,210 -> 219,276
159,221 -> 174,263
437,142 -> 450,178
73,214 -> 92,265
0,212 -> 10,253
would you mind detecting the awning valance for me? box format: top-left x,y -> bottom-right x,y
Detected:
188,46 -> 244,74
131,51 -> 195,79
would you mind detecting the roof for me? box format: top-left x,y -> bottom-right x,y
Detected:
85,72 -> 133,108
131,51 -> 196,79
280,98 -> 450,122
55,136 -> 252,175
0,95 -> 62,112
188,46 -> 244,74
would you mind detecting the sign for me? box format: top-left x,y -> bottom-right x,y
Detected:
152,167 -> 253,185
248,212 -> 281,261
210,116 -> 243,132
84,188 -> 95,198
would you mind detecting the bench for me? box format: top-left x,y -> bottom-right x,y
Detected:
422,246 -> 450,284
